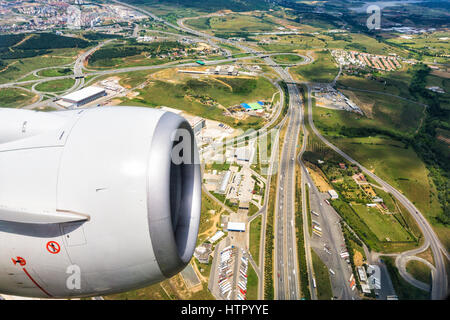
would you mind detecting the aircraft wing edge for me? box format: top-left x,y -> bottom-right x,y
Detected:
0,206 -> 90,224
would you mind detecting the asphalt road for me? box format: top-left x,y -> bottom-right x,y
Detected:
274,83 -> 301,300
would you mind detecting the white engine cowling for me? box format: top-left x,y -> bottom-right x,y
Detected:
0,106 -> 201,298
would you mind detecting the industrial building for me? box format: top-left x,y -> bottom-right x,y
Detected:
367,265 -> 382,290
208,231 -> 225,244
217,171 -> 232,194
60,86 -> 106,107
213,65 -> 239,76
189,117 -> 206,135
227,222 -> 246,232
234,146 -> 255,162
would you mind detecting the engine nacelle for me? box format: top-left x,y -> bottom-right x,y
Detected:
0,107 -> 201,298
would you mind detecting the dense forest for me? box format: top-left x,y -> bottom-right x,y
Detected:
0,33 -> 91,60
88,40 -> 183,63
83,32 -> 123,41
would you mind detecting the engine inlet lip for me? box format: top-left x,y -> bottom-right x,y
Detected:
146,111 -> 201,278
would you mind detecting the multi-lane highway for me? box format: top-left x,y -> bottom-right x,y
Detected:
274,81 -> 302,300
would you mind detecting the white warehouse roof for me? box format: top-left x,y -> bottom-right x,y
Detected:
227,222 -> 246,232
62,86 -> 105,103
208,230 -> 225,243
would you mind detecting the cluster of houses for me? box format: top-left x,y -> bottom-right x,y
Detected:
332,49 -> 402,72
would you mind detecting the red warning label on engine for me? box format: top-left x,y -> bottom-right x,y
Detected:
46,241 -> 61,254
11,257 -> 26,266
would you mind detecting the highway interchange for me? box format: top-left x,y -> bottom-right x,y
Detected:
3,0 -> 448,300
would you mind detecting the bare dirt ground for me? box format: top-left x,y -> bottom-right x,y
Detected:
306,163 -> 332,192
341,89 -> 374,118
169,274 -> 190,300
108,98 -> 122,105
197,209 -> 223,240
353,249 -> 364,267
28,92 -> 40,104
150,68 -> 186,83
431,70 -> 450,79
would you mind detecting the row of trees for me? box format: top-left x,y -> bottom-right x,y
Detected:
264,172 -> 276,299
16,33 -> 91,50
0,33 -> 91,61
295,176 -> 311,299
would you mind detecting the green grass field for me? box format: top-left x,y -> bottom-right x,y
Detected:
121,75 -> 276,131
246,263 -> 259,300
219,43 -> 245,54
104,282 -> 171,300
248,202 -> 259,216
271,54 -> 304,64
405,260 -> 432,285
34,78 -> 75,93
90,55 -> 172,69
382,256 -> 430,300
249,215 -> 262,265
386,31 -> 450,63
337,70 -> 416,102
352,204 -> 413,242
0,88 -> 37,108
328,136 -> 446,248
186,13 -> 278,34
258,34 -> 326,52
0,48 -> 81,84
118,70 -> 160,88
291,50 -> 339,83
322,32 -> 406,56
311,250 -> 333,300
37,67 -> 73,77
313,94 -> 424,137
184,17 -> 211,31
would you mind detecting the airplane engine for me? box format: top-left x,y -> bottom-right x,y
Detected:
0,106 -> 201,298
